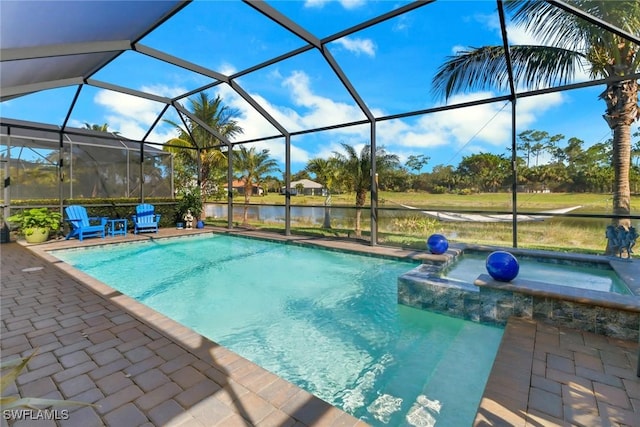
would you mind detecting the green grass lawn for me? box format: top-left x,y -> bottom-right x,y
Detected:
240,191 -> 632,214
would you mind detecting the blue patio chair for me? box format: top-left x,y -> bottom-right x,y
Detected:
64,205 -> 107,241
132,203 -> 161,234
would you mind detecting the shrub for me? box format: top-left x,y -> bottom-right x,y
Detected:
6,208 -> 62,236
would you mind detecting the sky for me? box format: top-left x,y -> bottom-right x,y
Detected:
0,0 -> 625,174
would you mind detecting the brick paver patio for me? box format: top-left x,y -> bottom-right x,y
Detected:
1,229 -> 639,426
1,240 -> 365,426
475,317 -> 639,426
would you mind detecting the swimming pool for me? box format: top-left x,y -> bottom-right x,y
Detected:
52,234 -> 504,426
441,251 -> 631,295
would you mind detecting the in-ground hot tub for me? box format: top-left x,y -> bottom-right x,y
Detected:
398,246 -> 640,340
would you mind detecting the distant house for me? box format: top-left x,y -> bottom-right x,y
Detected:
225,179 -> 263,196
281,179 -> 326,196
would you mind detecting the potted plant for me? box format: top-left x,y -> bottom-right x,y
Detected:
175,188 -> 203,229
6,208 -> 62,243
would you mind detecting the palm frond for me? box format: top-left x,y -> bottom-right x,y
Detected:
506,0 -> 640,75
511,45 -> 585,87
432,45 -> 584,100
164,138 -> 194,150
506,0 -> 586,50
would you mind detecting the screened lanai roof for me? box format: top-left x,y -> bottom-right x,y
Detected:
0,1 -> 187,102
0,118 -> 166,154
2,0 -> 638,151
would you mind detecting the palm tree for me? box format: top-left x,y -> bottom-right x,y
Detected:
83,123 -> 112,132
632,128 -> 640,167
432,0 -> 639,234
164,92 -> 243,216
333,143 -> 399,238
305,157 -> 339,228
233,146 -> 279,225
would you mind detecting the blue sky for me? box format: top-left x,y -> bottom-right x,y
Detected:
1,0 -> 621,173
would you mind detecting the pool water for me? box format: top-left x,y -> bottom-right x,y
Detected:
53,235 -> 504,426
442,252 -> 631,294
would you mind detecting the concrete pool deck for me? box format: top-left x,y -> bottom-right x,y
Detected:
1,227 -> 638,426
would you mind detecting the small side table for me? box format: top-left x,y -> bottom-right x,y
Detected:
107,219 -> 127,237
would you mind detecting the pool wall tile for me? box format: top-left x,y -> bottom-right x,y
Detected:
495,297 -> 515,322
513,293 -> 533,318
462,294 -> 481,322
597,308 -> 640,339
398,257 -> 640,341
553,300 -> 573,322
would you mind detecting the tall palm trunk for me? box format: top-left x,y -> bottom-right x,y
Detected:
243,184 -> 251,225
354,189 -> 366,238
601,79 -> 638,232
199,181 -> 207,220
199,152 -> 207,220
322,194 -> 332,229
612,122 -> 632,226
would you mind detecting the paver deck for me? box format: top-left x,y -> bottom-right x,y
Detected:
1,228 -> 638,426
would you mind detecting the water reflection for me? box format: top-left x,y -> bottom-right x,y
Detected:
206,204 -> 356,225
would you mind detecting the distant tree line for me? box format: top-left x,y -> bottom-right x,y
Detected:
290,129 -> 640,197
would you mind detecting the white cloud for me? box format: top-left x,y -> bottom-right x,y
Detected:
392,15 -> 411,33
213,70 -> 372,166
281,70 -> 367,130
215,80 -> 312,164
314,140 -> 350,160
505,23 -> 538,46
218,63 -> 237,76
304,0 -> 365,9
333,37 -> 376,57
240,139 -> 310,169
451,45 -> 467,55
304,0 -> 326,8
375,91 -> 565,157
472,13 -> 534,45
218,71 -> 565,167
92,85 -> 185,142
339,0 -> 365,9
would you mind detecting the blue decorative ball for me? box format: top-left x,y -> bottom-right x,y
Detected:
426,234 -> 448,254
196,220 -> 205,229
486,251 -> 519,282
